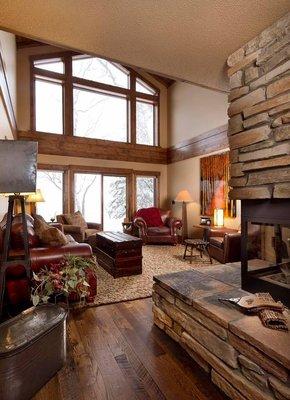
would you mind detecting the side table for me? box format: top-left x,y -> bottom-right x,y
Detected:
183,239 -> 212,264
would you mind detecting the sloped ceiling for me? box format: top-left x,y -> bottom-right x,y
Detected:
0,0 -> 289,91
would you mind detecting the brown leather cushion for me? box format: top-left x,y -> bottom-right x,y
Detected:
147,226 -> 171,236
209,236 -> 224,249
85,228 -> 98,239
64,211 -> 88,230
34,215 -> 69,247
10,214 -> 39,249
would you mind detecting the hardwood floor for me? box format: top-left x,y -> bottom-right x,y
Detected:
33,298 -> 228,400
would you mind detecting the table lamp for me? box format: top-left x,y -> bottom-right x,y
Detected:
174,190 -> 193,241
214,208 -> 224,227
26,189 -> 45,214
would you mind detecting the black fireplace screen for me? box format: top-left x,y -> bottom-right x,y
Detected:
241,200 -> 290,306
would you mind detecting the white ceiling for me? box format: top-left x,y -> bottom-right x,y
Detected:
0,0 -> 289,91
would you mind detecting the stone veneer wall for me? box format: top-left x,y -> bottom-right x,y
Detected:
152,282 -> 290,400
227,13 -> 290,200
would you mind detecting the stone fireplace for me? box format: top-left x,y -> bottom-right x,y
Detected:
227,13 -> 290,303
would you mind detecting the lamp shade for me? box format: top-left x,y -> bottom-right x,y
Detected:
175,190 -> 193,203
26,189 -> 45,203
0,140 -> 37,193
214,208 -> 224,227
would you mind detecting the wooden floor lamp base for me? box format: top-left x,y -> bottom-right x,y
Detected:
0,195 -> 31,319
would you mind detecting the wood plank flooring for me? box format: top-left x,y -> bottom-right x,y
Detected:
33,298 -> 228,400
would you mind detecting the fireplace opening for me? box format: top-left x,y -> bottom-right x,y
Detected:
241,199 -> 290,307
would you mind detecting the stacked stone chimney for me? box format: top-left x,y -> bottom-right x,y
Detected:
227,13 -> 290,199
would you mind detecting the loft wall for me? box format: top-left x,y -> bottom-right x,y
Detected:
0,30 -> 17,219
166,82 -> 240,235
168,82 -> 228,147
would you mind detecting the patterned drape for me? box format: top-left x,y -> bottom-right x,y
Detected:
200,152 -> 236,217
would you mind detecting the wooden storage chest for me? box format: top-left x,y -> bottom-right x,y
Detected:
89,231 -> 143,278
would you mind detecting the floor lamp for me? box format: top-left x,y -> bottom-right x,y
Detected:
0,140 -> 38,318
174,190 -> 193,242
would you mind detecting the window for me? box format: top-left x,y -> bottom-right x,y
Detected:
34,58 -> 64,74
73,88 -> 127,141
35,79 -> 63,134
74,172 -> 127,231
136,78 -> 156,95
136,176 -> 157,210
74,173 -> 102,223
103,176 -> 127,231
36,170 -> 63,221
31,53 -> 159,146
72,56 -> 129,88
136,100 -> 155,145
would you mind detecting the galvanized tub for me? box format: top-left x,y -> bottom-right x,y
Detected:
0,304 -> 68,400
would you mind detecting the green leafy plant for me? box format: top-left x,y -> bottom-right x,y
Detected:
31,255 -> 97,306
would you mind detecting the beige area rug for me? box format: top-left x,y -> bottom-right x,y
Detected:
91,244 -> 219,306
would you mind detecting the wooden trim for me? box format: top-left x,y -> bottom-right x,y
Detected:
167,124 -> 229,164
33,67 -> 64,82
37,163 -> 69,171
0,51 -> 17,138
30,58 -> 36,131
130,71 -> 136,144
64,55 -> 73,135
18,130 -> 168,164
29,51 -> 79,62
70,164 -> 133,175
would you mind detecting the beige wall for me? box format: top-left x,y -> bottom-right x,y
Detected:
38,154 -> 168,210
167,82 -> 240,234
17,45 -> 168,148
0,30 -> 16,112
168,82 -> 228,147
0,30 -> 16,219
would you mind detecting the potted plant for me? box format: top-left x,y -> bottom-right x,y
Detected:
31,255 -> 97,306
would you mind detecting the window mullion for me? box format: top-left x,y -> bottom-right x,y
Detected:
130,72 -> 136,144
64,56 -> 73,136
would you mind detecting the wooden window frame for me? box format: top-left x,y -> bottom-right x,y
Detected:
37,164 -> 160,225
30,52 -> 160,146
37,164 -> 69,216
134,172 -> 160,214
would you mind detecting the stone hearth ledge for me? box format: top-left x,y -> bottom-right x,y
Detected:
153,269 -> 290,400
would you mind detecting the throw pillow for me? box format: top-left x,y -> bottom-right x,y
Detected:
64,211 -> 88,230
34,215 -> 68,247
135,207 -> 163,227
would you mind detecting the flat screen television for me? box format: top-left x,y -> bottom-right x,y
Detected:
0,140 -> 38,194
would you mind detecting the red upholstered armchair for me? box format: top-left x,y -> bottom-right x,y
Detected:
133,207 -> 182,245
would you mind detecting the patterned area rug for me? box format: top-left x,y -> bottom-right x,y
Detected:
91,244 -> 219,306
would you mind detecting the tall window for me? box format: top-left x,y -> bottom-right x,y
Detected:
31,54 -> 159,146
74,172 -> 127,231
136,175 -> 157,210
74,173 -> 102,223
36,170 -> 64,221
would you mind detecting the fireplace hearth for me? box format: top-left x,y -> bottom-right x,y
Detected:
241,199 -> 290,306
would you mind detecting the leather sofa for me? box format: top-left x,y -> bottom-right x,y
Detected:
133,207 -> 182,245
207,227 -> 241,264
57,213 -> 101,242
0,214 -> 96,307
